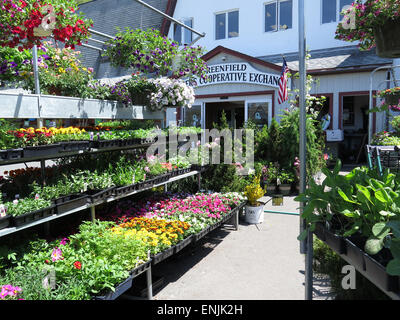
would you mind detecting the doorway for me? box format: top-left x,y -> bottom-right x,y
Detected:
205,101 -> 245,129
339,95 -> 369,164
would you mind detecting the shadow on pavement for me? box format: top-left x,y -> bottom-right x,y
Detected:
126,226 -> 235,298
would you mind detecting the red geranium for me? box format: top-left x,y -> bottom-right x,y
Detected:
0,0 -> 93,51
73,261 -> 82,270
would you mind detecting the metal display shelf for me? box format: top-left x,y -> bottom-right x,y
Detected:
0,170 -> 201,239
0,142 -> 153,166
0,203 -> 90,238
0,92 -> 164,120
336,250 -> 400,301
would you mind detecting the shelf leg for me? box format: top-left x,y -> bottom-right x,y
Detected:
197,172 -> 201,191
40,159 -> 46,186
90,206 -> 96,222
234,209 -> 239,231
146,265 -> 153,300
44,222 -> 50,237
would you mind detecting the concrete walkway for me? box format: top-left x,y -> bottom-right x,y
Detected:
145,195 -> 331,300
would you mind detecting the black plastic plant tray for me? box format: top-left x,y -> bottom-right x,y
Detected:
0,150 -> 8,161
149,173 -> 171,185
119,138 -> 142,147
141,136 -> 156,144
345,237 -> 366,272
55,194 -> 89,215
59,141 -> 90,153
11,205 -> 56,227
322,227 -> 346,255
313,222 -> 326,241
90,139 -> 121,149
177,168 -> 191,175
169,169 -> 179,177
174,235 -> 193,254
363,252 -> 399,292
136,180 -> 153,191
193,226 -> 211,242
151,246 -> 176,265
130,260 -> 151,278
85,187 -> 115,204
23,144 -> 62,159
221,210 -> 235,224
209,220 -> 223,232
93,276 -> 133,300
115,184 -> 137,197
0,215 -> 11,230
51,193 -> 79,205
0,148 -> 23,162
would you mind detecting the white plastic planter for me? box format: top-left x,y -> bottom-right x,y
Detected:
245,203 -> 264,224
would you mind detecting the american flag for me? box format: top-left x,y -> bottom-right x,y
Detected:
278,57 -> 289,104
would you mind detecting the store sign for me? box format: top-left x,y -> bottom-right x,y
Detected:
187,62 -> 284,88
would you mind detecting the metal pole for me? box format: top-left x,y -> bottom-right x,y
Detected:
32,45 -> 43,128
90,206 -> 96,222
298,0 -> 313,301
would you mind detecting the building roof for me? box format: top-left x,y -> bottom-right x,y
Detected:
77,0 -> 170,79
258,45 -> 393,74
202,46 -> 283,72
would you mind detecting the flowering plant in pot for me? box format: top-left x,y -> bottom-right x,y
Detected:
103,28 -> 207,80
19,42 -> 95,97
277,170 -> 295,196
335,0 -> 400,58
261,162 -> 279,195
0,0 -> 93,51
147,77 -> 195,111
372,87 -> 400,113
243,174 -> 265,224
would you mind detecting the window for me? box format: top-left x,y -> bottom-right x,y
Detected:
173,18 -> 193,45
322,0 -> 353,24
184,105 -> 201,127
248,102 -> 269,129
215,10 -> 239,40
265,0 -> 292,32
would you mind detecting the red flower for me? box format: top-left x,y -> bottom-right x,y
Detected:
73,261 -> 82,270
45,259 -> 50,264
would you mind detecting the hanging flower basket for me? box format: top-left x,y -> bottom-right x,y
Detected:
0,0 -> 93,51
147,77 -> 195,112
374,18 -> 400,58
335,1 -> 400,57
376,87 -> 400,112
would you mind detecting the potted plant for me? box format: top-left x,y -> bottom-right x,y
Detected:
335,0 -> 400,58
103,28 -> 207,80
277,170 -> 295,196
261,162 -> 278,195
244,174 -> 265,224
0,0 -> 93,51
373,87 -> 400,113
147,77 -> 195,112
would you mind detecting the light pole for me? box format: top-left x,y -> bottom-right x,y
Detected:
298,0 -> 313,300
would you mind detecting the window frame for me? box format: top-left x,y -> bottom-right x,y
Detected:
173,17 -> 194,45
264,0 -> 293,33
214,9 -> 239,40
321,0 -> 353,25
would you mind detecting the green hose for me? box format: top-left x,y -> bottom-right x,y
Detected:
264,209 -> 299,216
